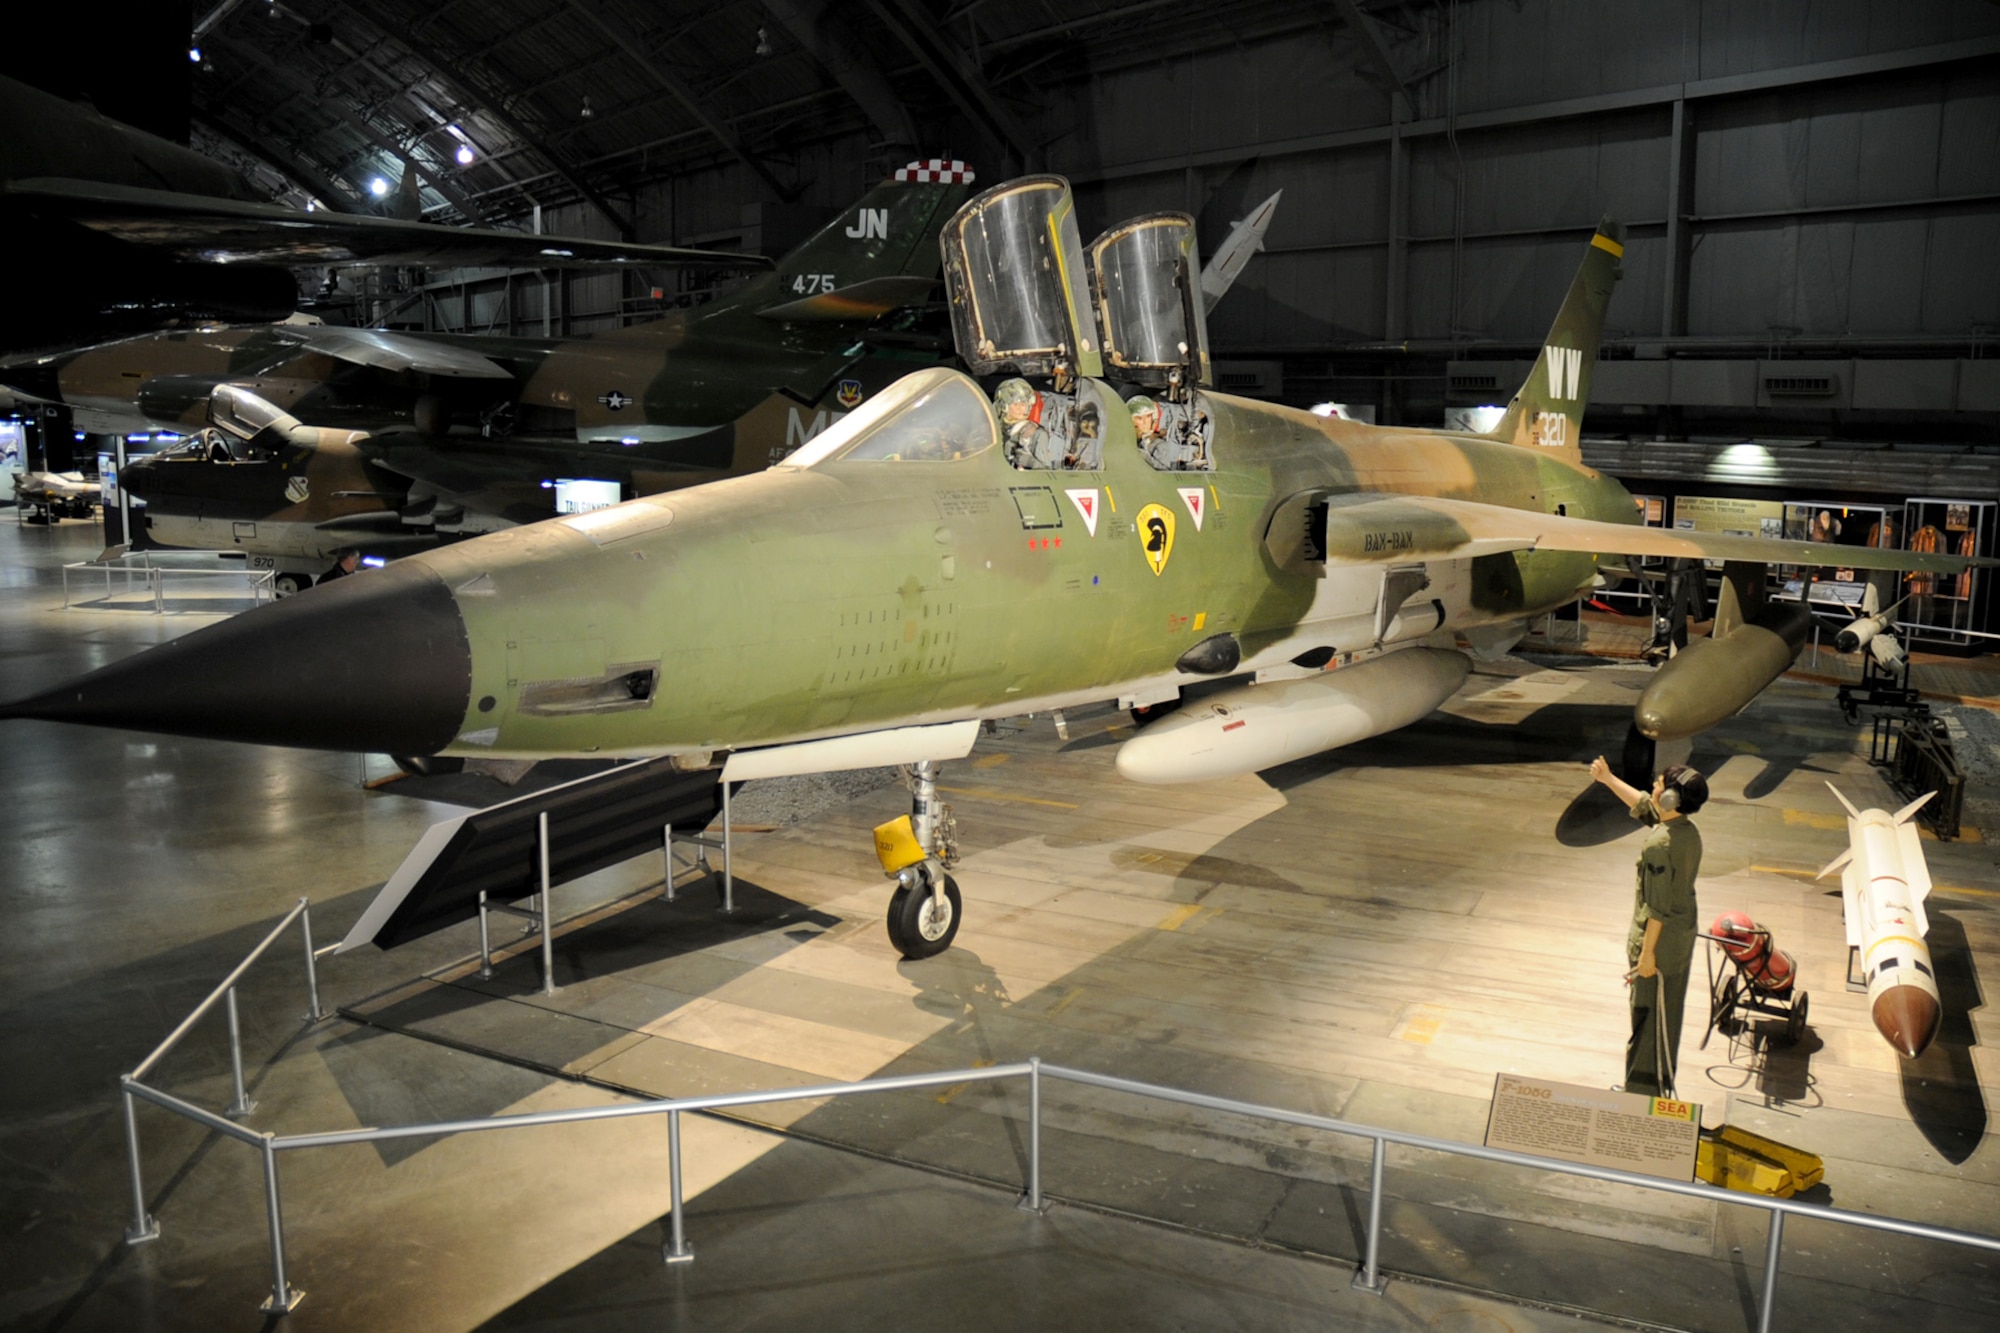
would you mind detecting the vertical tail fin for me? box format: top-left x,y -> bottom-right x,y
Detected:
761,160 -> 977,314
1486,218 -> 1624,461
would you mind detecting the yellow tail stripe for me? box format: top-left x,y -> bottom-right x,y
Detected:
1591,233 -> 1624,257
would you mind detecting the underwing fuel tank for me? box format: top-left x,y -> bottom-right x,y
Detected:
1114,648 -> 1470,785
1819,785 -> 1943,1059
1634,601 -> 1812,741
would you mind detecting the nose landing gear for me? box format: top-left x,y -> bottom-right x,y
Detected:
874,759 -> 962,959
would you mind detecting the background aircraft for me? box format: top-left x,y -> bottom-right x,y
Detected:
0,72 -> 764,360
5,178 -> 1979,960
6,162 -> 976,588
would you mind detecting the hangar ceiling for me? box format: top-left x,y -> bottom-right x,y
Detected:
188,0 -> 1417,233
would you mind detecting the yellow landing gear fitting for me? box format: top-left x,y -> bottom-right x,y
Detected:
875,760 -> 961,959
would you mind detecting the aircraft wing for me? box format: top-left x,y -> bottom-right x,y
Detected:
1289,492 -> 1987,574
264,326 -> 516,379
5,178 -> 773,271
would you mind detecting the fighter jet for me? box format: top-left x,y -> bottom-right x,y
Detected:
0,73 -> 764,359
4,177 -> 1980,960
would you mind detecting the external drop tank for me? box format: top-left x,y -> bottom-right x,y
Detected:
1115,648 -> 1470,784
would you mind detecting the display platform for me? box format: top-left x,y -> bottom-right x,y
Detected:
341,664 -> 2000,1331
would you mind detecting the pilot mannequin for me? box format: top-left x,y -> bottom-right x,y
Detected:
995,378 -> 1066,469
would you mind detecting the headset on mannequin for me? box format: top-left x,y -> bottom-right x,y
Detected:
1657,764 -> 1704,814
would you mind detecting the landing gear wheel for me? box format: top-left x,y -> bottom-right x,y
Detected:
1784,991 -> 1808,1045
888,872 -> 961,960
1620,724 -> 1656,788
273,571 -> 313,597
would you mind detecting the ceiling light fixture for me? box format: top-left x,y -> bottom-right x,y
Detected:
579,94 -> 594,120
369,177 -> 389,196
188,46 -> 201,62
455,143 -> 475,165
755,26 -> 773,57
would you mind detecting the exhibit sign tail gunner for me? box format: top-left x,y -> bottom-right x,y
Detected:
1590,757 -> 1707,1098
1,187 -> 1984,963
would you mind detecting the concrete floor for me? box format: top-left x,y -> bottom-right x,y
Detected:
1,512 -> 1995,1332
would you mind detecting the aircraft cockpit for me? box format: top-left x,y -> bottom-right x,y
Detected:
993,378 -> 1105,471
1127,393 -> 1213,471
778,367 -> 998,467
155,428 -> 275,465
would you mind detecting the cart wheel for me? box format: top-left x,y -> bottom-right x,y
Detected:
1715,975 -> 1743,1036
1785,991 -> 1809,1045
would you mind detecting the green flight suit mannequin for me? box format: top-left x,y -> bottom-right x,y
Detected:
1624,792 -> 1701,1097
1589,757 -> 1707,1099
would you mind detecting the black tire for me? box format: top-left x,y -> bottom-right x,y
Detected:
888,873 -> 962,960
1620,724 -> 1656,789
274,572 -> 313,597
1785,992 -> 1808,1045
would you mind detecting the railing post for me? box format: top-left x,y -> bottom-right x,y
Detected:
120,1082 -> 159,1244
663,823 -> 675,902
662,1107 -> 694,1264
719,782 -> 734,913
258,1135 -> 303,1314
1018,1056 -> 1046,1214
299,900 -> 325,1024
224,987 -> 256,1118
477,891 -> 494,979
1757,1209 -> 1785,1333
1350,1136 -> 1389,1294
537,810 -> 557,995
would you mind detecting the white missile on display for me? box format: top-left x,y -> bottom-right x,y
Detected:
1115,646 -> 1470,785
1833,594 -> 1909,669
1817,783 -> 1942,1058
1200,190 -> 1282,314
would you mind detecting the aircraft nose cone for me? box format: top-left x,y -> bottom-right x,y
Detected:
1872,986 -> 1942,1059
0,561 -> 472,754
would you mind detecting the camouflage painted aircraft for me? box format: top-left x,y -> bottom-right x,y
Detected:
0,73 -> 763,360
19,162 -> 977,591
5,178 -> 1980,959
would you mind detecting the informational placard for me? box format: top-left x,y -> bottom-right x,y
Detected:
1672,494 -> 1784,539
1484,1075 -> 1700,1181
555,478 -> 621,515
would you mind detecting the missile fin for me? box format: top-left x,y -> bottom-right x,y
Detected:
1824,782 -> 1863,819
1894,815 -> 1934,919
1816,847 -> 1852,882
1840,874 -> 1862,950
1891,791 -> 1935,825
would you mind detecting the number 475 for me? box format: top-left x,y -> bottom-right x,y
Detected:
791,273 -> 835,294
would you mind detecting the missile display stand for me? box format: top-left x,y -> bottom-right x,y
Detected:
1699,926 -> 1809,1052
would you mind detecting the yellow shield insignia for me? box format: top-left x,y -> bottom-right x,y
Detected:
1136,502 -> 1175,576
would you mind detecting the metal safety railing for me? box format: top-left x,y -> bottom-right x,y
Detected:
121,904 -> 2000,1328
62,554 -> 276,613
120,896 -> 327,1309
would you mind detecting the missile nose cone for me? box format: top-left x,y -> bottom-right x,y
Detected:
0,561 -> 472,754
1872,987 -> 1942,1059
